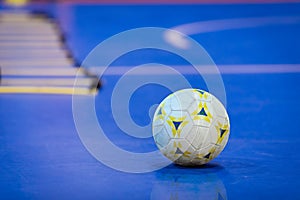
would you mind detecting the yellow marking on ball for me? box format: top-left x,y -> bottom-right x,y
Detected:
167,115 -> 188,137
215,122 -> 229,144
192,102 -> 213,123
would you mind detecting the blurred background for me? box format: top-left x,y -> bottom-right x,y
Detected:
0,0 -> 300,199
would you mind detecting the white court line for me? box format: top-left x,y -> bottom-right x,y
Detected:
165,16 -> 300,49
172,16 -> 300,35
3,65 -> 299,76
88,64 -> 300,75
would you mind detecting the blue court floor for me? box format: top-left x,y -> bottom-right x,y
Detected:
1,3 -> 300,200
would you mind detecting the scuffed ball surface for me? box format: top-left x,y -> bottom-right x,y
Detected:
152,89 -> 230,166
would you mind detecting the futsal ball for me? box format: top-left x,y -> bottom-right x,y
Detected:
152,89 -> 230,166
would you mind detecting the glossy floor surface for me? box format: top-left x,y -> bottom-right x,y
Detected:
1,2 -> 300,199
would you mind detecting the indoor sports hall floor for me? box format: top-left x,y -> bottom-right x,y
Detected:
1,1 -> 300,199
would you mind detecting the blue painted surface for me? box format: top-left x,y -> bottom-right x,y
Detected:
54,4 -> 300,65
1,3 -> 300,200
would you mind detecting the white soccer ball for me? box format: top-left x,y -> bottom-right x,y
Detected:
152,88 -> 230,166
